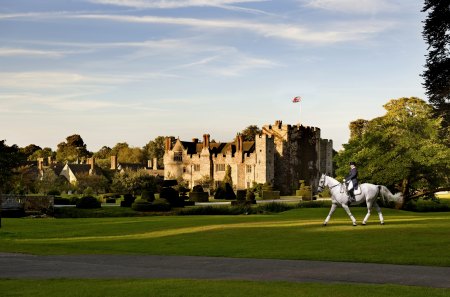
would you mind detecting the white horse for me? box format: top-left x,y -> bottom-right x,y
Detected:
317,174 -> 403,226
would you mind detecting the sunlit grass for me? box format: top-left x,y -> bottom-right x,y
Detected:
1,208 -> 450,266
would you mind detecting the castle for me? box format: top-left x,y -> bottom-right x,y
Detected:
163,120 -> 333,195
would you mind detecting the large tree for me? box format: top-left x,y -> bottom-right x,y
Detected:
143,136 -> 173,168
422,0 -> 450,128
239,125 -> 262,141
335,97 -> 450,202
111,142 -> 144,164
56,134 -> 91,163
0,140 -> 27,193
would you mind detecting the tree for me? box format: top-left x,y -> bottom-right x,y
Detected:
111,142 -> 144,164
422,0 -> 450,128
349,119 -> 369,140
0,140 -> 27,193
239,125 -> 262,141
20,144 -> 41,159
93,146 -> 112,159
143,136 -> 173,168
28,147 -> 55,161
56,134 -> 91,163
335,97 -> 450,203
111,169 -> 158,195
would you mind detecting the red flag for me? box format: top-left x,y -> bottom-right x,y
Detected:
292,96 -> 301,103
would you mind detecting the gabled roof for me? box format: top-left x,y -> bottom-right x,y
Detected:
66,164 -> 101,177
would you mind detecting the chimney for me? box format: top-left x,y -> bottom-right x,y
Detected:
203,134 -> 210,148
90,157 -> 95,170
165,137 -> 172,151
111,155 -> 117,170
238,134 -> 243,152
89,157 -> 95,174
37,158 -> 44,171
192,138 -> 198,143
153,158 -> 158,170
48,156 -> 52,165
148,159 -> 152,169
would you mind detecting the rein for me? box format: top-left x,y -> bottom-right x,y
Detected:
328,183 -> 341,189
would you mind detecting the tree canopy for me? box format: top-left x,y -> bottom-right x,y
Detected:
56,134 -> 91,163
422,0 -> 450,128
335,97 -> 450,201
239,125 -> 262,141
0,140 -> 27,193
143,136 -> 172,168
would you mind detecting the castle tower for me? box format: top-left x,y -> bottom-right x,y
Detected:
254,134 -> 275,185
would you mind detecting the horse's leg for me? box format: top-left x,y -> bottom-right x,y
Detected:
323,203 -> 337,226
373,201 -> 384,225
341,204 -> 357,226
362,200 -> 372,225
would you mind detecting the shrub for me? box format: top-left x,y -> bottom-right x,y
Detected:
141,189 -> 155,202
54,197 -> 76,205
214,183 -> 236,200
121,194 -> 136,207
150,199 -> 171,212
189,192 -> 209,202
262,190 -> 280,200
76,196 -> 101,209
47,190 -> 61,196
131,199 -> 153,211
192,185 -> 204,192
246,190 -> 256,201
236,190 -> 247,201
160,187 -> 183,207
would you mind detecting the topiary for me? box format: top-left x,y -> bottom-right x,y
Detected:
76,196 -> 101,209
131,199 -> 153,211
192,185 -> 204,193
150,199 -> 171,212
141,189 -> 155,202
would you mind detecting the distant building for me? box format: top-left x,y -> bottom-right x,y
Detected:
163,120 -> 333,195
110,155 -> 164,177
59,157 -> 101,184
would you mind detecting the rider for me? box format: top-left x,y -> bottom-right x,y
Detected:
344,161 -> 358,204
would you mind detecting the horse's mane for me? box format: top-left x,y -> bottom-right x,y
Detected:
325,174 -> 340,184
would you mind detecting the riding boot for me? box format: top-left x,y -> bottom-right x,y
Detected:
348,190 -> 355,205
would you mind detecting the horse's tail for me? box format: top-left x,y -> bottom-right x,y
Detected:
378,185 -> 403,207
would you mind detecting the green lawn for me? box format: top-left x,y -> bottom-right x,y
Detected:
1,208 -> 450,266
1,279 -> 448,297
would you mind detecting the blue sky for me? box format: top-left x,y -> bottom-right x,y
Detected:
0,0 -> 427,152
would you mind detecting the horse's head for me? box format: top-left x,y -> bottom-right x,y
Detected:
317,173 -> 327,193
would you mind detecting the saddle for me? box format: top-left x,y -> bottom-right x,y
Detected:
345,181 -> 361,195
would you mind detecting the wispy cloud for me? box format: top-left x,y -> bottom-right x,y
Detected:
73,14 -> 393,43
302,0 -> 397,14
0,47 -> 67,58
86,0 -> 270,14
0,12 -> 394,44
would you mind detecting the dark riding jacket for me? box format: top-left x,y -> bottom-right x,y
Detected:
345,167 -> 358,190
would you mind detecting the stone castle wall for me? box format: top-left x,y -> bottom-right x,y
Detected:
163,120 -> 333,194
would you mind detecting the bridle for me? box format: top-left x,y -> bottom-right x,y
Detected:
317,174 -> 341,192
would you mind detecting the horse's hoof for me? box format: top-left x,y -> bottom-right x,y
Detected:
362,222 -> 366,226
380,222 -> 384,225
352,223 -> 357,226
323,223 -> 327,227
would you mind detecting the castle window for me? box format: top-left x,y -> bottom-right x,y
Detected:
174,152 -> 182,161
194,164 -> 200,171
183,167 -> 187,173
215,164 -> 225,171
246,165 -> 252,173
